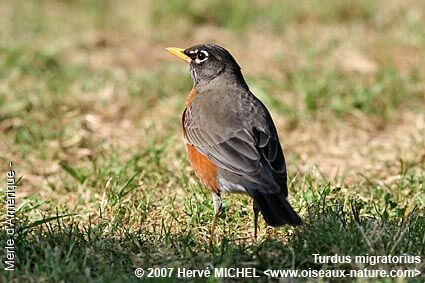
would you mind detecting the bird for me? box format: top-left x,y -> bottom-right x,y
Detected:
166,44 -> 302,242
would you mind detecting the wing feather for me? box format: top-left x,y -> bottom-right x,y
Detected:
183,103 -> 287,194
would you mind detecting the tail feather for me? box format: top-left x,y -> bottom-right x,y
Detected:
251,192 -> 302,226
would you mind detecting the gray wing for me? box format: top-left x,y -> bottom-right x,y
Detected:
183,92 -> 287,195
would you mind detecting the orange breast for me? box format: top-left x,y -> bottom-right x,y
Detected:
186,87 -> 198,106
183,87 -> 219,193
186,144 -> 219,193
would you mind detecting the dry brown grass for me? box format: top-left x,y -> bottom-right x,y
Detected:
0,1 -> 424,280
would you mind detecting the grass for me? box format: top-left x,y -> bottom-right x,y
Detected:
0,0 -> 424,282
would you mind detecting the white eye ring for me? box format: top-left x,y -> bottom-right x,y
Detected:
195,50 -> 208,64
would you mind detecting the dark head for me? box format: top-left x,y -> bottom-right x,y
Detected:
166,44 -> 246,88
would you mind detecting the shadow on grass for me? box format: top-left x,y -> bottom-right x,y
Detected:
1,198 -> 423,282
212,200 -> 424,273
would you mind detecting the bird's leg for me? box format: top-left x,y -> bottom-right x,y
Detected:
210,193 -> 222,245
253,200 -> 260,240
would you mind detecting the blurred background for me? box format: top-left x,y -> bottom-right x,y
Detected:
0,0 -> 424,280
1,0 -> 424,191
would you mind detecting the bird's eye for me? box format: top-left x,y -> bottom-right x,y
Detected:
195,50 -> 208,64
198,52 -> 206,60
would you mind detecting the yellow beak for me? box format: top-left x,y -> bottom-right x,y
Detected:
165,47 -> 191,62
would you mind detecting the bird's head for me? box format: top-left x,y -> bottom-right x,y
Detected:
166,44 -> 243,87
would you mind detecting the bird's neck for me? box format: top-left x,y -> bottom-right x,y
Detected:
195,67 -> 249,91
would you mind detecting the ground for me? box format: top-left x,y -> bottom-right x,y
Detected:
0,0 -> 424,282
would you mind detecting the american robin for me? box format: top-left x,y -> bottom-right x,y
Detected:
166,44 -> 302,241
